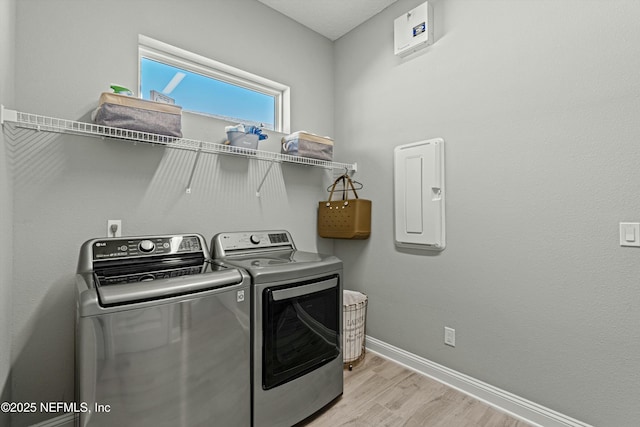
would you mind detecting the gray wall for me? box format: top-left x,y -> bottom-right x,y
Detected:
11,0 -> 335,425
0,0 -> 16,426
333,0 -> 640,426
9,0 -> 640,426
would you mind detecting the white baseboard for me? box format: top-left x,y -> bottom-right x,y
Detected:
365,336 -> 592,427
29,413 -> 74,427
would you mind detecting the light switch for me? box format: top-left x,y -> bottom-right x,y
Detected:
626,227 -> 636,242
619,223 -> 640,247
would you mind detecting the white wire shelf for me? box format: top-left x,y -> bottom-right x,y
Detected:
0,105 -> 357,173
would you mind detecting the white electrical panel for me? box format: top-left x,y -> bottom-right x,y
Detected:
394,1 -> 434,57
394,138 -> 445,250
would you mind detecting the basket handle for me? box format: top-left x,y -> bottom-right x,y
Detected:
327,175 -> 346,202
344,175 -> 359,199
327,174 -> 360,202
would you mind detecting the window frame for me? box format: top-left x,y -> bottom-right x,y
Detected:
138,35 -> 290,133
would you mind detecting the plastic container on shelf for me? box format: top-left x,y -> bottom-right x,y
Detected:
226,130 -> 260,150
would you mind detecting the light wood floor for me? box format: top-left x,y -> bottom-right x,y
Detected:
301,353 -> 533,427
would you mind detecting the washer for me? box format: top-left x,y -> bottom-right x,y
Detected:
75,234 -> 251,427
212,230 -> 343,427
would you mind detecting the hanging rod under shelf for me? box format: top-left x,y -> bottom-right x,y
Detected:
0,105 -> 358,173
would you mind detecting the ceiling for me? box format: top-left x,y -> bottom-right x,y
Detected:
257,0 -> 399,41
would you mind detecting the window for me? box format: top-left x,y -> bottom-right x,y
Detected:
138,35 -> 290,132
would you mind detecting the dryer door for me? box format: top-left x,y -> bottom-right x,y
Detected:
262,275 -> 340,390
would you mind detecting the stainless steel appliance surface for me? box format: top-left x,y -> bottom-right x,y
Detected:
212,230 -> 343,427
75,234 -> 251,427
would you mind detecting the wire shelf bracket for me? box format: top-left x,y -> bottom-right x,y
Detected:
185,141 -> 203,194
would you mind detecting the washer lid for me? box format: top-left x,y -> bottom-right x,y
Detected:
217,250 -> 342,284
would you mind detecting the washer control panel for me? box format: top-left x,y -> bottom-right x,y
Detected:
214,230 -> 295,255
93,235 -> 203,260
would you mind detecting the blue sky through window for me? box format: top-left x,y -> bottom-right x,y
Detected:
140,58 -> 275,129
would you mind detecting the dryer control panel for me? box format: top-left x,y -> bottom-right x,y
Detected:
213,230 -> 295,256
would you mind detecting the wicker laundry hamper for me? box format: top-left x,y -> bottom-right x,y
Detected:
343,290 -> 368,370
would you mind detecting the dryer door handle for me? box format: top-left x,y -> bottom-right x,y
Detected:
271,277 -> 338,301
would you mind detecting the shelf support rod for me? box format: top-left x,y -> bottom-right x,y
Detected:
256,162 -> 275,197
185,141 -> 204,194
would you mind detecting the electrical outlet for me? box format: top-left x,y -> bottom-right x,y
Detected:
444,327 -> 456,347
107,220 -> 122,238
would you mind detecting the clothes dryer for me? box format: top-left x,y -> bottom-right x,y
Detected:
212,230 -> 343,427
